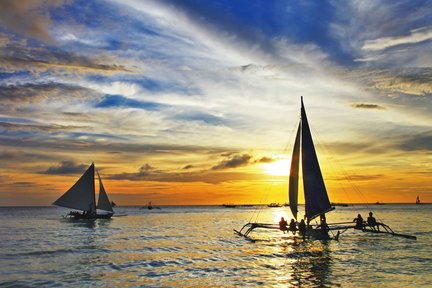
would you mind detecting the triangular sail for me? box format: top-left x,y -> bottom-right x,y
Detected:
289,121 -> 301,220
300,98 -> 332,221
96,171 -> 113,212
53,163 -> 96,212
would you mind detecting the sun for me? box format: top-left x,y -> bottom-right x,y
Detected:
263,159 -> 290,176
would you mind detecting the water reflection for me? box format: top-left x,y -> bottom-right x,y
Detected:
287,241 -> 334,287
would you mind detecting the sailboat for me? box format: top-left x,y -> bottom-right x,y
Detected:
416,196 -> 421,204
53,162 -> 114,219
235,97 -> 416,241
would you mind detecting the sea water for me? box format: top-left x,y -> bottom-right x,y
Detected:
0,205 -> 431,287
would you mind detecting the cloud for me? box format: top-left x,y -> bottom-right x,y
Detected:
256,156 -> 275,163
0,0 -> 66,42
107,164 -> 262,184
351,103 -> 385,110
0,44 -> 130,74
333,174 -> 384,181
398,132 -> 432,151
45,160 -> 88,175
362,27 -> 432,51
14,181 -> 35,186
0,82 -> 98,105
0,121 -> 85,132
183,164 -> 193,169
211,153 -> 252,170
343,68 -> 432,97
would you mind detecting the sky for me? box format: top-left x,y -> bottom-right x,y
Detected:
0,0 -> 431,206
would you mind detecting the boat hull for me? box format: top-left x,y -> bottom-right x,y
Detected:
67,212 -> 114,220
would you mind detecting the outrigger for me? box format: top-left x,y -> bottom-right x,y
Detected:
234,97 -> 416,241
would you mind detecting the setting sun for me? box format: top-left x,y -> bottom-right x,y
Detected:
263,159 -> 291,176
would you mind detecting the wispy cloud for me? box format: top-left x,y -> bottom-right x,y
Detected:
362,27 -> 432,51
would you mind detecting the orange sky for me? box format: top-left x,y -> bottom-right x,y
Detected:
1,1 -> 431,206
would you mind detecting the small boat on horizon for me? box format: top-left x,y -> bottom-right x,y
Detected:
222,203 -> 237,208
331,202 -> 349,207
53,162 -> 115,220
267,203 -> 282,208
416,196 -> 422,204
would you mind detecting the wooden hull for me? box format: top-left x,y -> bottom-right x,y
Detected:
67,212 -> 114,220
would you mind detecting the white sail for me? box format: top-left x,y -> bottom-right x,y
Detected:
96,171 -> 113,212
53,163 -> 96,212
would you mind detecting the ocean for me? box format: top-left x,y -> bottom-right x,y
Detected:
0,205 -> 431,287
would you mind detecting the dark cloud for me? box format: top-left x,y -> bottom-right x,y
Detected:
399,132 -> 432,151
183,164 -> 193,169
351,103 -> 385,110
256,156 -> 274,163
0,44 -> 130,74
0,151 -> 15,159
0,0 -> 65,42
109,163 -> 156,180
0,82 -> 97,105
108,165 -> 264,184
45,160 -> 88,175
211,153 -> 252,170
0,121 -> 85,132
14,181 -> 35,186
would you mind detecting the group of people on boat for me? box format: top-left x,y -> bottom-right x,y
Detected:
278,211 -> 381,240
278,217 -> 315,240
353,212 -> 380,231
68,210 -> 95,219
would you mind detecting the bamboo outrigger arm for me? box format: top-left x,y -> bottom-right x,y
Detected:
234,221 -> 417,241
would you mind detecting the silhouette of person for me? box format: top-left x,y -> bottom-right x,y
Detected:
367,212 -> 379,231
279,217 -> 288,233
319,214 -> 329,238
289,219 -> 297,234
353,214 -> 364,230
298,219 -> 306,240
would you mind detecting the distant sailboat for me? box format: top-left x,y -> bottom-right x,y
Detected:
416,196 -> 421,204
53,162 -> 114,219
235,97 -> 416,241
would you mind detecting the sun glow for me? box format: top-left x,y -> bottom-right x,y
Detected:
273,210 -> 289,223
263,159 -> 291,176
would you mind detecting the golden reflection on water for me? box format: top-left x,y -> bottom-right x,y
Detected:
0,205 -> 430,287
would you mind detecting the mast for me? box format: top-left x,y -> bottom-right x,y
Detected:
53,163 -> 97,213
300,97 -> 332,222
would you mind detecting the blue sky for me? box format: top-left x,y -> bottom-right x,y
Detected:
0,0 -> 431,205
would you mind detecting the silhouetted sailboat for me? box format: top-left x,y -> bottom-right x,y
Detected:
416,196 -> 421,204
235,97 -> 416,241
53,162 -> 114,219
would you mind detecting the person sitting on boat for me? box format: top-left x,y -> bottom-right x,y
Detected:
288,219 -> 297,234
318,214 -> 330,238
353,214 -> 364,230
367,212 -> 379,231
279,217 -> 288,233
298,219 -> 306,240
